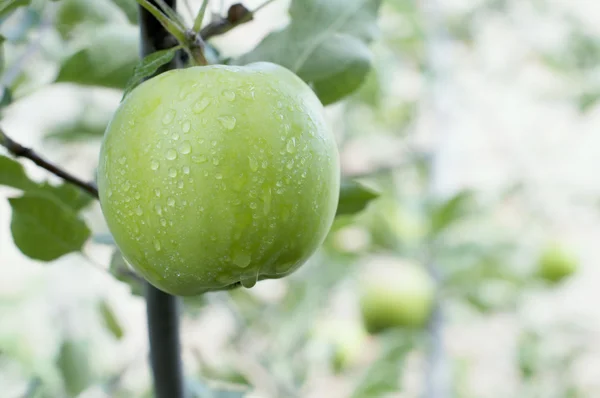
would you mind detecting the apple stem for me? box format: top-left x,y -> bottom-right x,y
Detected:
139,2 -> 187,398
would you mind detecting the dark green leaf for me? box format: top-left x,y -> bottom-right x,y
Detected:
109,249 -> 144,296
36,182 -> 94,211
56,339 -> 93,396
98,299 -> 124,339
336,180 -> 379,216
237,0 -> 382,105
122,46 -> 179,100
429,190 -> 474,236
0,155 -> 38,190
0,0 -> 30,19
56,25 -> 139,89
110,0 -> 139,23
9,193 -> 90,261
0,86 -> 11,109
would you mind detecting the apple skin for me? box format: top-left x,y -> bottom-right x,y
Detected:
537,244 -> 578,283
98,62 -> 340,296
359,260 -> 435,334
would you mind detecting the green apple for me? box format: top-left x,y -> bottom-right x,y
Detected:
359,259 -> 435,333
312,319 -> 367,372
537,244 -> 578,283
98,62 -> 340,296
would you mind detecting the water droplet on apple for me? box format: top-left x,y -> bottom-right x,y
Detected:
215,173 -> 223,180
154,204 -> 162,215
223,90 -> 236,101
263,187 -> 272,215
193,98 -> 211,113
167,197 -> 175,206
240,275 -> 257,288
232,251 -> 251,268
168,168 -> 177,178
249,157 -> 258,171
286,159 -> 294,169
162,109 -> 175,125
192,155 -> 207,163
166,149 -> 177,160
134,192 -> 141,200
182,166 -> 190,174
177,180 -> 184,188
218,115 -> 236,130
286,137 -> 296,153
153,239 -> 161,251
135,206 -> 143,216
151,160 -> 160,170
172,133 -> 180,140
182,120 -> 191,133
160,218 -> 167,227
154,188 -> 161,197
213,158 -> 220,166
123,181 -> 131,192
118,156 -> 126,165
249,202 -> 257,209
178,140 -> 191,154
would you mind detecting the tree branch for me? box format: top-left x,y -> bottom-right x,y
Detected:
0,128 -> 99,198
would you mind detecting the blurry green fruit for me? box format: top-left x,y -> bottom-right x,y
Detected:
360,258 -> 435,333
314,319 -> 367,372
98,63 -> 340,296
537,244 -> 578,283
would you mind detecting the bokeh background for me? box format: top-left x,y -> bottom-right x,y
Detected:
2,0 -> 600,397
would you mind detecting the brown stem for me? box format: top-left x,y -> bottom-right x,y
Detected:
0,128 -> 99,199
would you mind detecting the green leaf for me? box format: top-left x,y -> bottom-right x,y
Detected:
236,0 -> 382,105
55,0 -> 127,39
110,0 -> 139,23
0,155 -> 38,190
36,182 -> 94,211
351,331 -> 414,397
45,103 -> 111,142
429,190 -> 474,236
56,339 -> 93,396
0,0 -> 30,19
122,46 -> 180,100
336,180 -> 379,216
9,193 -> 91,261
98,299 -> 124,340
109,249 -> 144,296
56,25 -> 139,89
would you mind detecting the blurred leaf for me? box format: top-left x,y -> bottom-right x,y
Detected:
429,190 -> 474,236
352,67 -> 381,106
0,86 -> 11,109
1,7 -> 41,42
56,25 -> 139,89
237,0 -> 382,105
577,90 -> 600,113
9,193 -> 90,261
55,0 -> 126,39
351,331 -> 415,397
110,0 -> 139,23
98,299 -> 124,340
337,180 -> 379,216
0,154 -> 38,190
45,104 -> 111,142
188,379 -> 249,398
0,0 -> 30,19
122,46 -> 180,100
109,249 -> 144,296
56,339 -> 93,396
0,34 -> 4,74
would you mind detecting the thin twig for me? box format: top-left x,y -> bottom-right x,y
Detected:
0,128 -> 99,198
200,0 -> 278,40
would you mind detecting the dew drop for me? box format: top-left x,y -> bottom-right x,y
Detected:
211,140 -> 217,147
249,157 -> 258,171
122,181 -> 131,192
151,160 -> 160,170
162,109 -> 175,125
168,168 -> 178,178
213,158 -> 220,166
166,149 -> 177,160
107,189 -> 113,198
135,206 -> 143,216
286,137 -> 296,153
286,159 -> 294,169
154,204 -> 162,215
232,251 -> 251,268
240,276 -> 257,288
177,180 -> 184,189
153,239 -> 161,251
134,192 -> 141,200
218,115 -> 236,130
192,155 -> 207,163
182,166 -> 190,175
172,133 -> 180,140
261,160 -> 268,169
178,140 -> 192,154
215,173 -> 223,180
118,156 -> 126,165
154,188 -> 161,197
222,90 -> 236,101
160,218 -> 167,227
249,202 -> 257,209
167,197 -> 175,207
182,120 -> 191,133
263,187 -> 272,215
193,97 -> 211,113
